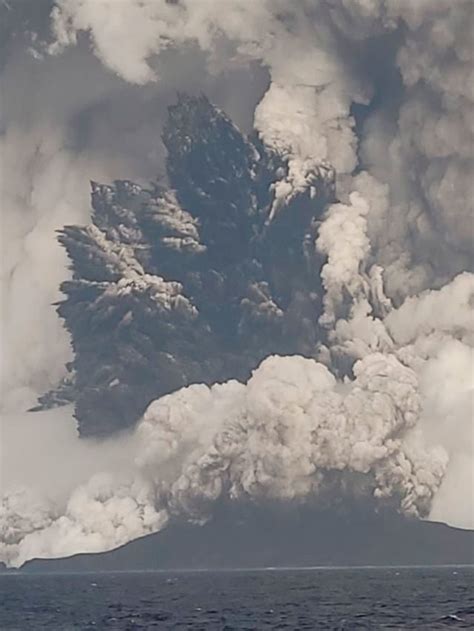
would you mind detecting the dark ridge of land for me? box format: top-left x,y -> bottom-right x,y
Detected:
6,503 -> 473,573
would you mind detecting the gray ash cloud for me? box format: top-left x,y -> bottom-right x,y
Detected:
37,94 -> 335,437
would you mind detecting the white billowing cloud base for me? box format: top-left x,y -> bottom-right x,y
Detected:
0,352 -> 451,568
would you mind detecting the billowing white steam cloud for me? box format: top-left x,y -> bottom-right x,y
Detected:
1,0 -> 473,567
0,353 -> 448,567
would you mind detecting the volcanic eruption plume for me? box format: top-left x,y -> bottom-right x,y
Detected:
0,0 -> 473,567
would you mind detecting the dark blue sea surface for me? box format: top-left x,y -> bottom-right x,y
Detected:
1,566 -> 473,629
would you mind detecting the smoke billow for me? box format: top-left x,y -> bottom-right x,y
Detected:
0,353 -> 448,567
1,0 -> 473,567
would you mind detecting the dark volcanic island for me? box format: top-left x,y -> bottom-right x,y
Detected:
13,503 -> 474,571
17,95 -> 472,570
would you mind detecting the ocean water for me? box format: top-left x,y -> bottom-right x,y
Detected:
0,567 -> 473,630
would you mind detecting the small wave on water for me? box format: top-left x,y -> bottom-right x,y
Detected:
436,606 -> 474,627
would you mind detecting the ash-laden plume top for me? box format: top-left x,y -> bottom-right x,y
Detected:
36,94 -> 335,437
